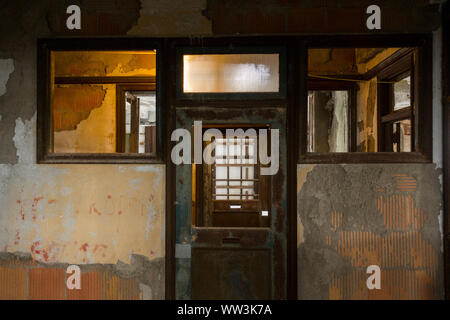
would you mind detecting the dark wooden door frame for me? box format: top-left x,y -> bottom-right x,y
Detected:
167,36 -> 295,299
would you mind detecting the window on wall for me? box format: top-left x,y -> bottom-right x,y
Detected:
37,43 -> 162,163
178,47 -> 287,100
307,80 -> 357,153
301,41 -> 432,163
116,86 -> 156,154
377,52 -> 414,152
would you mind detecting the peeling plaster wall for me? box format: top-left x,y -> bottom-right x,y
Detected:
297,31 -> 445,299
0,110 -> 166,299
0,164 -> 165,265
0,59 -> 14,97
0,0 -> 177,300
309,49 -> 357,76
356,77 -> 378,152
53,84 -> 116,153
127,0 -> 211,36
297,164 -> 443,299
52,52 -> 156,153
355,49 -> 402,152
53,51 -> 156,77
0,0 -> 446,300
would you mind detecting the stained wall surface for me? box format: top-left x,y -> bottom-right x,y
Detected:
0,0 -> 446,300
0,1 -> 170,300
297,164 -> 443,299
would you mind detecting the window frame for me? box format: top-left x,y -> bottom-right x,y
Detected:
307,79 -> 358,153
115,84 -> 157,154
377,50 -> 415,152
37,38 -> 165,164
176,45 -> 287,101
299,35 -> 433,164
192,123 -> 271,228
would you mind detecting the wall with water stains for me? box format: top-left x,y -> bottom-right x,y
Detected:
297,164 -> 443,299
0,1 -> 171,300
299,35 -> 444,300
0,0 -> 446,300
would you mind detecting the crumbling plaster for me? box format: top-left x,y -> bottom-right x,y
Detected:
296,28 -> 445,300
0,0 -> 182,299
0,0 -> 446,300
297,164 -> 444,299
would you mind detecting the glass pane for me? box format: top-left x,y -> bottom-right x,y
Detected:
183,54 -> 279,93
125,91 -> 156,154
212,136 -> 258,201
307,90 -> 349,153
51,50 -> 157,154
393,119 -> 412,152
394,76 -> 411,111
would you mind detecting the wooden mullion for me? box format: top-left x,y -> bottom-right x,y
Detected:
54,76 -> 156,85
381,107 -> 412,123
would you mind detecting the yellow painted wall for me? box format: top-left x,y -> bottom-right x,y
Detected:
53,84 -> 116,153
0,165 -> 165,265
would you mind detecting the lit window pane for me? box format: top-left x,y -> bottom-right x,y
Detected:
394,76 -> 411,111
307,90 -> 349,153
393,119 -> 411,152
183,54 -> 279,93
125,91 -> 156,154
212,137 -> 258,201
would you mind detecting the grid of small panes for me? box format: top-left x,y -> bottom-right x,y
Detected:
212,136 -> 259,200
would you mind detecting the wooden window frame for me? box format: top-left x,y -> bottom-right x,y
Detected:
176,46 -> 287,101
37,38 -> 165,164
307,79 -> 358,152
377,50 -> 414,152
299,35 -> 433,164
115,84 -> 157,154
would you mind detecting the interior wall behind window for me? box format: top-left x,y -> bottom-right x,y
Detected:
308,47 -> 413,153
51,51 -> 156,153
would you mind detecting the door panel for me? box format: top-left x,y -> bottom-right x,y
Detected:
192,248 -> 271,300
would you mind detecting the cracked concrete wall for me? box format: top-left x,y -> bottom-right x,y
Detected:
297,29 -> 445,299
298,164 -> 443,299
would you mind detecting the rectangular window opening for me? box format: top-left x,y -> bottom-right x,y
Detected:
41,48 -> 160,163
304,46 -> 425,161
183,54 -> 279,93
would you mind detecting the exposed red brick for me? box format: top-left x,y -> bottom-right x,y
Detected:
102,271 -> 140,300
0,267 -> 27,300
66,270 -> 103,300
29,268 -> 65,300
